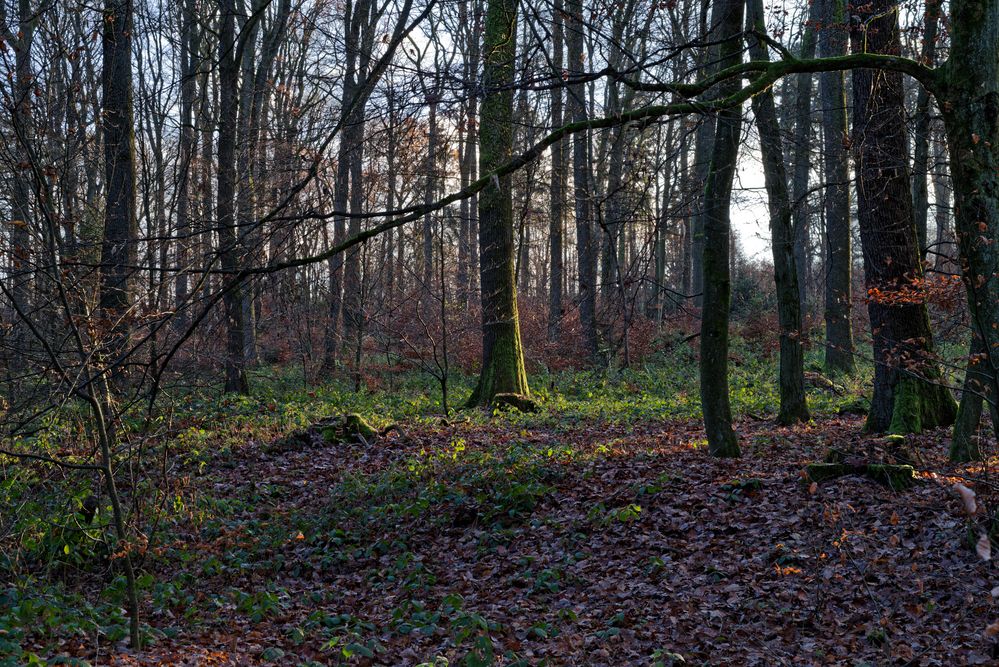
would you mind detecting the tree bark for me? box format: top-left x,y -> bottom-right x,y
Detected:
467,0 -> 530,406
699,0 -> 744,458
747,0 -> 809,425
790,1 -> 819,314
547,0 -> 566,340
940,0 -> 999,460
817,0 -> 856,375
567,0 -> 598,360
5,0 -> 35,372
850,0 -> 955,434
217,0 -> 250,394
173,0 -> 200,332
910,0 -> 940,256
100,0 -> 139,377
690,0 -> 715,309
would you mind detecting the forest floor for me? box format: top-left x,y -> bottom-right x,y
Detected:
24,410 -> 998,666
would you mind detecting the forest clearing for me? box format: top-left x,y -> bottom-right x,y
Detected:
3,0 -> 999,664
5,358 -> 998,665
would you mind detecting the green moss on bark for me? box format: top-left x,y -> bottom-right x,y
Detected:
880,376 -> 957,435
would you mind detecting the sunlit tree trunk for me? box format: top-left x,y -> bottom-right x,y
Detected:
4,0 -> 35,371
467,0 -> 530,405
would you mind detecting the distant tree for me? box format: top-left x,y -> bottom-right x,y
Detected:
817,0 -> 855,376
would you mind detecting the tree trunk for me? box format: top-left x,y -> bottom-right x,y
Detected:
699,0 -> 744,458
422,89 -> 438,312
6,0 -> 34,372
467,0 -> 530,406
851,0 -> 955,434
951,334 -> 997,461
100,0 -> 139,377
217,0 -> 249,394
174,0 -> 199,332
817,0 -> 855,375
790,1 -> 819,315
941,0 -> 999,460
322,0 -> 367,373
547,0 -> 566,340
567,0 -> 598,360
747,0 -> 809,425
910,0 -> 940,256
344,0 -> 377,388
690,0 -> 715,309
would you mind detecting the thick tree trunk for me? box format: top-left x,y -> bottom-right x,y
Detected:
941,0 -> 999,459
699,0 -> 744,458
690,0 -> 715,309
817,0 -> 855,375
467,0 -> 530,406
851,0 -> 955,434
235,8 -> 261,366
747,0 -> 809,425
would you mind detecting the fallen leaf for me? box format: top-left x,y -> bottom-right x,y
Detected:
977,533 -> 991,561
954,483 -> 978,515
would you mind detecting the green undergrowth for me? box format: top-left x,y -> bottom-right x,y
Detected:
1,333 -> 896,662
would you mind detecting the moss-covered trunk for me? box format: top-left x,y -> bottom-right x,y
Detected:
850,0 -> 955,434
467,0 -> 530,407
950,332 -> 997,461
699,0 -> 744,457
941,0 -> 999,459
